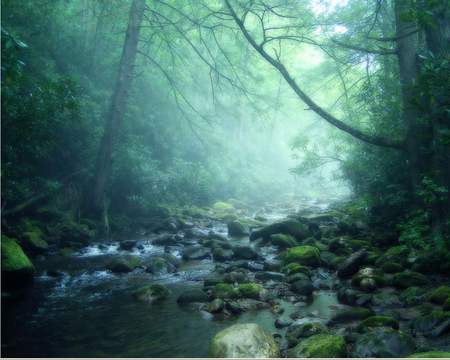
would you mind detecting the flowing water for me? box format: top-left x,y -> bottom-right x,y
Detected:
2,198 -> 341,357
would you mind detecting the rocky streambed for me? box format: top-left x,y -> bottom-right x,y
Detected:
2,197 -> 450,357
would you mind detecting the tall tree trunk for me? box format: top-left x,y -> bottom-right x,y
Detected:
394,0 -> 421,194
88,0 -> 145,231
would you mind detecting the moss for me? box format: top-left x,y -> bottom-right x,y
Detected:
284,245 -> 321,267
348,239 -> 371,250
213,201 -> 235,211
212,283 -> 239,299
282,262 -> 311,276
107,256 -> 141,273
1,236 -> 35,273
400,286 -> 427,306
408,352 -> 450,358
382,262 -> 404,274
330,307 -> 374,324
22,230 -> 48,251
393,271 -> 429,289
133,284 -> 169,303
358,316 -> 399,330
288,334 -> 347,358
237,283 -> 263,299
428,286 -> 450,305
386,245 -> 409,258
270,234 -> 298,249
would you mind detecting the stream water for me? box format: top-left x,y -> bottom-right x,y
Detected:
2,198 -> 342,357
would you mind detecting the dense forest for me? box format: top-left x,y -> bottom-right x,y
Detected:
1,0 -> 450,358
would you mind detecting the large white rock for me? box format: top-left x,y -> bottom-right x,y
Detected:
209,323 -> 280,358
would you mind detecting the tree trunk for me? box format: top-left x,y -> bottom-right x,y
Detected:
394,0 -> 421,194
87,0 -> 145,230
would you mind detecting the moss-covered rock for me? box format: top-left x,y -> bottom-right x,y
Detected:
284,246 -> 321,267
1,236 -> 35,288
22,227 -> 48,253
351,267 -> 385,292
107,256 -> 141,273
271,234 -> 298,249
352,328 -> 415,357
329,307 -> 374,325
358,316 -> 399,331
393,271 -> 429,288
133,284 -> 169,303
428,286 -> 450,305
213,201 -> 235,211
400,286 -> 427,306
227,220 -> 249,237
282,263 -> 311,276
177,289 -> 209,304
382,262 -> 404,273
408,351 -> 450,358
287,334 -> 347,358
209,323 -> 280,358
286,321 -> 329,347
238,283 -> 264,299
250,219 -> 310,241
212,283 -> 239,299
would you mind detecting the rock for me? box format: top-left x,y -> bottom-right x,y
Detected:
282,263 -> 311,276
227,220 -> 249,237
107,256 -> 141,273
212,283 -> 239,299
329,307 -> 374,325
352,328 -> 415,357
1,236 -> 35,288
290,280 -> 314,296
444,297 -> 450,311
428,286 -> 450,305
399,286 -> 427,306
161,253 -> 181,267
357,315 -> 399,331
177,289 -> 209,304
284,246 -> 321,267
207,298 -> 225,313
53,220 -> 94,247
152,234 -> 177,246
225,299 -> 269,314
203,273 -> 224,288
411,250 -> 450,275
133,284 -> 169,303
372,290 -> 403,307
255,271 -> 285,282
238,283 -> 265,299
392,271 -> 429,289
408,351 -> 450,358
286,272 -> 311,284
287,334 -> 347,358
381,262 -> 404,274
209,323 -> 280,358
275,318 -> 293,329
182,246 -> 210,260
412,310 -> 450,337
212,247 -> 234,261
223,271 -> 249,284
270,234 -> 298,249
337,249 -> 367,278
286,319 -> 329,347
147,256 -> 175,275
119,240 -> 137,250
21,227 -> 48,253
264,259 -> 283,272
250,220 -> 310,241
232,245 -> 259,260
351,267 -> 385,292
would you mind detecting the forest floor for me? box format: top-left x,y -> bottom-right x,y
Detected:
2,195 -> 450,357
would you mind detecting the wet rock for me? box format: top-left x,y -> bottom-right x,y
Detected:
212,247 -> 234,261
428,286 -> 450,305
286,272 -> 310,284
337,249 -> 367,278
270,234 -> 298,249
177,289 -> 209,304
225,299 -> 269,314
329,307 -> 374,325
286,319 -> 329,347
223,271 -> 249,284
400,286 -> 427,306
264,259 -> 283,272
152,234 -> 178,246
284,246 -> 321,267
351,267 -> 385,292
184,227 -> 209,239
255,271 -> 285,282
203,273 -> 224,288
287,334 -> 347,358
1,236 -> 35,288
207,298 -> 225,313
352,328 -> 416,357
372,289 -> 403,307
147,256 -> 176,275
357,315 -> 399,331
232,245 -> 259,260
133,284 -> 169,303
209,323 -> 280,358
107,256 -> 141,273
250,220 -> 310,241
381,261 -> 404,274
227,220 -> 249,237
290,279 -> 314,296
392,271 -> 429,289
275,318 -> 293,329
182,246 -> 210,260
282,263 -> 311,276
119,240 -> 137,250
412,310 -> 450,337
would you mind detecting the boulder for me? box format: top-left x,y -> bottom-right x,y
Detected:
352,328 -> 415,357
225,299 -> 269,314
207,298 -> 225,313
177,289 -> 209,304
152,234 -> 178,246
250,220 -> 310,241
287,334 -> 346,358
284,246 -> 321,267
329,307 -> 374,325
237,283 -> 265,299
270,234 -> 298,249
428,286 -> 450,305
227,220 -> 249,237
209,323 -> 280,358
119,240 -> 137,250
337,249 -> 367,278
223,271 -> 249,284
282,263 -> 311,276
357,315 -> 399,331
1,236 -> 35,288
412,310 -> 450,337
147,257 -> 176,275
182,246 -> 210,260
286,319 -> 329,347
212,247 -> 234,262
255,271 -> 285,282
232,245 -> 259,260
107,256 -> 141,273
392,271 -> 429,289
133,284 -> 169,303
400,286 -> 427,306
290,280 -> 314,296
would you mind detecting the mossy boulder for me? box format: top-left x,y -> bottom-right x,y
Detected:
1,236 -> 35,288
290,279 -> 314,296
358,316 -> 399,331
352,328 -> 415,357
209,323 -> 280,358
227,220 -> 249,237
411,250 -> 450,275
237,283 -> 264,299
250,220 -> 310,241
133,284 -> 169,303
400,286 -> 427,306
351,267 -> 385,292
393,271 -> 429,289
52,220 -> 95,247
232,245 -> 259,260
284,246 -> 321,267
270,234 -> 298,249
329,307 -> 374,325
428,286 -> 450,305
408,351 -> 450,358
21,225 -> 48,253
287,334 -> 346,358
282,263 -> 311,276
212,283 -> 239,299
213,201 -> 235,212
107,256 -> 141,273
286,320 -> 329,347
212,247 -> 234,262
412,310 -> 450,336
381,262 -> 404,274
